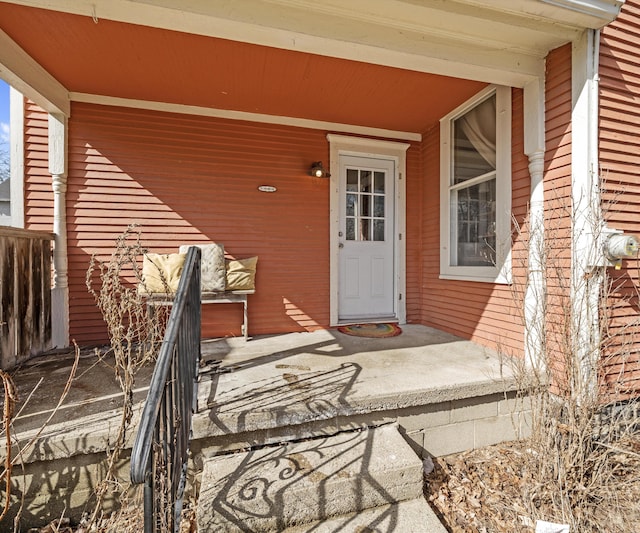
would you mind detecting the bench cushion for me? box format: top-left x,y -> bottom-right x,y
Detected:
179,243 -> 225,292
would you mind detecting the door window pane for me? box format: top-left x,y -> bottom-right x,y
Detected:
373,196 -> 384,217
360,171 -> 372,192
346,218 -> 355,241
373,220 -> 385,241
346,169 -> 358,192
346,194 -> 356,217
374,172 -> 385,193
360,195 -> 371,217
360,219 -> 371,241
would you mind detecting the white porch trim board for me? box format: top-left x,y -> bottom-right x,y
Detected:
0,28 -> 70,116
571,29 -> 603,399
9,87 -> 24,228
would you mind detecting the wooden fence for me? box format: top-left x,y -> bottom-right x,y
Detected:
0,227 -> 54,369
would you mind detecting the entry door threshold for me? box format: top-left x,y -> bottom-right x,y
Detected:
337,316 -> 399,326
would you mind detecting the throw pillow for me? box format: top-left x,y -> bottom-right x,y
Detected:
141,252 -> 186,294
226,256 -> 258,291
179,243 -> 225,292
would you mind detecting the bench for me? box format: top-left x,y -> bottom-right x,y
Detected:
142,244 -> 257,341
145,289 -> 254,341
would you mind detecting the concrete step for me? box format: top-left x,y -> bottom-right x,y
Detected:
282,498 -> 447,533
196,424 -> 427,532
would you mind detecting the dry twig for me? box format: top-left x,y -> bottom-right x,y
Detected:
0,370 -> 17,521
85,225 -> 169,524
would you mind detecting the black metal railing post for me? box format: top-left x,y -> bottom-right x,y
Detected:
130,246 -> 201,532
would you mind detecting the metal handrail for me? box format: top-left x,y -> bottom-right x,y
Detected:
130,246 -> 201,533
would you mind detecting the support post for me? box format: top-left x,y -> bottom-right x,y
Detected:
9,88 -> 25,228
49,112 -> 69,348
571,29 -> 602,401
524,76 -> 547,371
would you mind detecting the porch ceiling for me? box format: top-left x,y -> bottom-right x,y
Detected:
0,3 -> 485,134
0,0 -> 624,133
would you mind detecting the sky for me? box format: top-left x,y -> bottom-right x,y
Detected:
0,79 -> 9,147
0,79 -> 8,184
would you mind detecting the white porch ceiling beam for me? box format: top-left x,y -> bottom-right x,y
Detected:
70,92 -> 423,142
0,28 -> 70,116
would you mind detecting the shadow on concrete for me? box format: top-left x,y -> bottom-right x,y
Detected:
197,325 -> 510,441
202,429 -> 408,532
207,362 -> 361,435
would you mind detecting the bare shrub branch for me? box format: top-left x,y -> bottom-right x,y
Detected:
85,224 -> 169,523
429,175 -> 640,531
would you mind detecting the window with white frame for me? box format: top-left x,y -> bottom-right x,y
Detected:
440,85 -> 511,283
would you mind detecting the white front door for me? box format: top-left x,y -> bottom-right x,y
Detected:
338,155 -> 396,321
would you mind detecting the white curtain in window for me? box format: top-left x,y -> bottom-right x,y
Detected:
459,97 -> 496,168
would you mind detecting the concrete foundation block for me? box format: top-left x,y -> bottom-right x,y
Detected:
197,425 -> 423,532
451,395 -> 500,423
397,403 -> 451,431
498,393 -> 533,415
423,420 -> 475,456
474,414 -> 518,448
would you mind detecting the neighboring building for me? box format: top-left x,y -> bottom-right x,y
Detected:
0,178 -> 9,220
0,0 -> 638,396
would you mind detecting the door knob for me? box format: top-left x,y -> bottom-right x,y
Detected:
338,242 -> 344,248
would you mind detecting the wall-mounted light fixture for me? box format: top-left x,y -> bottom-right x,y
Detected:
309,161 -> 330,178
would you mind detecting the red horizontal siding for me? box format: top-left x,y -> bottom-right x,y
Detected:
24,100 -> 53,233
543,44 -> 573,392
68,104 -> 330,343
599,0 -> 640,396
66,103 -> 422,344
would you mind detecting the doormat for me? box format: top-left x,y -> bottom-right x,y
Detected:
337,323 -> 402,338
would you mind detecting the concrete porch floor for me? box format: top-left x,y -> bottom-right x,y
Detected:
192,324 -> 525,458
9,324 -> 523,462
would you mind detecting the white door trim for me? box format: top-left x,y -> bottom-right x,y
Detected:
327,134 -> 409,326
